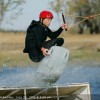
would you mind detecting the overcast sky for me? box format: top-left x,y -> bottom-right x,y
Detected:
3,0 -> 63,31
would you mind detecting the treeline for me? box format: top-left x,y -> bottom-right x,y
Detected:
0,0 -> 25,30
49,0 -> 100,34
0,29 -> 25,34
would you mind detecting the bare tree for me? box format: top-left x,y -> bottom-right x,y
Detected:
49,0 -> 64,25
67,0 -> 100,34
49,0 -> 72,26
0,0 -> 25,30
49,0 -> 100,33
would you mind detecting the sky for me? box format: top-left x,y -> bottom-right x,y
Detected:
2,0 -> 63,31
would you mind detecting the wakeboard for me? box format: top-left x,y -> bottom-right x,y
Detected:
34,46 -> 69,87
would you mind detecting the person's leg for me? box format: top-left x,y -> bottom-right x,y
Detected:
43,38 -> 64,49
28,38 -> 64,62
28,53 -> 44,62
28,49 -> 44,62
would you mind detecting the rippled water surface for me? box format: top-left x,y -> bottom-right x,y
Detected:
0,62 -> 100,100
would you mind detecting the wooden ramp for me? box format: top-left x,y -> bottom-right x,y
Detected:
0,83 -> 91,100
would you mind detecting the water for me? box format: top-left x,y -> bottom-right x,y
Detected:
0,62 -> 100,100
0,66 -> 38,87
57,62 -> 100,100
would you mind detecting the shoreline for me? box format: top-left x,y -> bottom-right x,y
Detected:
0,32 -> 100,67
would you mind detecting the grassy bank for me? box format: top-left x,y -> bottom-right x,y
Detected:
0,32 -> 100,67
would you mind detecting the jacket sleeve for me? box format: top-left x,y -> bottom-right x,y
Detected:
33,25 -> 44,50
47,27 -> 63,39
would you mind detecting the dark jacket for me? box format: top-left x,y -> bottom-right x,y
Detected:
23,20 -> 63,53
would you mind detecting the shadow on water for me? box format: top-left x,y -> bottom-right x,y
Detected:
0,62 -> 100,100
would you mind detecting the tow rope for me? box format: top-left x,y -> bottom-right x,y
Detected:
62,13 -> 100,30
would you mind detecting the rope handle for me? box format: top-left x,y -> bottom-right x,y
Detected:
62,13 -> 67,31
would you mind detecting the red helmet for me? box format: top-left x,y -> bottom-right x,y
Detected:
39,10 -> 53,19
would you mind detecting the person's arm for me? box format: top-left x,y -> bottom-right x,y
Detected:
47,27 -> 63,39
34,25 -> 49,56
33,25 -> 44,50
47,23 -> 68,39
